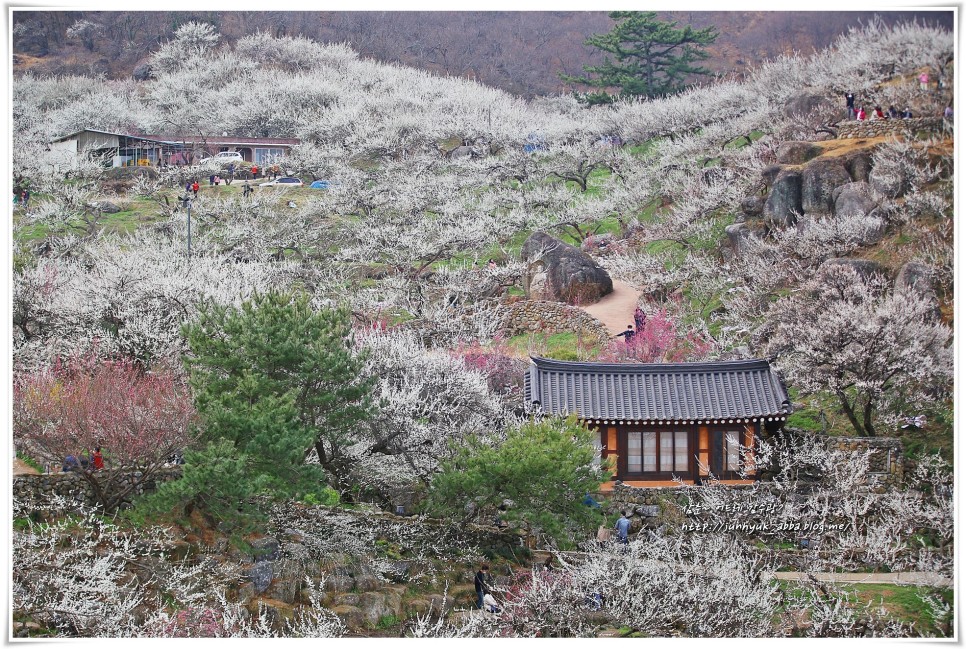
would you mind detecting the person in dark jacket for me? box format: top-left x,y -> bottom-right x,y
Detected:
615,325 -> 635,344
474,564 -> 491,609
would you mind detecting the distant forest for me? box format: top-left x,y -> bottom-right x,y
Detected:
11,10 -> 954,96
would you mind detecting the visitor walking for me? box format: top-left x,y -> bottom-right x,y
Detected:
191,181 -> 200,196
616,325 -> 634,343
919,71 -> 929,91
251,164 -> 259,179
615,512 -> 631,545
21,188 -> 30,208
634,306 -> 647,333
474,564 -> 491,609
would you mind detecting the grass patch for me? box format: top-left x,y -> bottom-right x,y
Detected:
373,613 -> 403,629
505,331 -> 600,361
627,137 -> 660,157
775,580 -> 952,635
840,583 -> 952,634
16,452 -> 43,473
784,388 -> 856,437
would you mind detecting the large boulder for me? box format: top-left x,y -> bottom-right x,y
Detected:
761,164 -> 783,186
247,562 -> 274,595
132,62 -> 153,81
833,182 -> 878,217
521,232 -> 613,304
895,261 -> 939,314
739,195 -> 765,218
776,141 -> 823,165
843,151 -> 874,183
802,159 -> 852,214
817,258 -> 889,284
724,223 -> 753,255
763,170 -> 803,228
90,200 -> 122,214
450,145 -> 475,160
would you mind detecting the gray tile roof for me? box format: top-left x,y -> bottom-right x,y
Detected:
524,356 -> 791,423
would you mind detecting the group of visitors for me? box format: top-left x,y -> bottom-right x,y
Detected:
846,93 -> 914,121
615,307 -> 648,344
62,447 -> 104,473
13,188 -> 30,208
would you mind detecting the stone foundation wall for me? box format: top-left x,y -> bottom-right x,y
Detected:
824,435 -> 906,479
496,299 -> 611,346
13,467 -> 183,514
836,117 -> 946,139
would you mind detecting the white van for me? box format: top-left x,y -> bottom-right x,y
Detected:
199,151 -> 244,164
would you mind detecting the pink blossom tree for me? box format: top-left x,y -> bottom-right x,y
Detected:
598,307 -> 711,363
14,352 -> 197,512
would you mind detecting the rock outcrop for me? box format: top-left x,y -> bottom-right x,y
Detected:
832,182 -> 878,216
521,232 -> 613,304
801,158 -> 852,214
817,257 -> 889,283
763,170 -> 803,227
776,141 -> 823,165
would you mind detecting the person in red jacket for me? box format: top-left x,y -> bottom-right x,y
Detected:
92,447 -> 104,471
251,164 -> 259,179
191,181 -> 199,196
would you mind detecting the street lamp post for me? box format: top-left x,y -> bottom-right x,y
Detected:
182,195 -> 192,257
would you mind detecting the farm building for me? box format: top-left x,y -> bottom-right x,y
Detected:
523,356 -> 792,488
49,129 -> 299,167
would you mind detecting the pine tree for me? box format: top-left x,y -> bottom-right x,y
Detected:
563,11 -> 719,104
182,291 -> 376,492
428,415 -> 612,547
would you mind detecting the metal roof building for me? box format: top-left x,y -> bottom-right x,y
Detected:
50,129 -> 300,167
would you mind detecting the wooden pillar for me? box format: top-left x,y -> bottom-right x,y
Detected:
603,426 -> 618,480
744,422 -> 756,477
697,424 -> 710,477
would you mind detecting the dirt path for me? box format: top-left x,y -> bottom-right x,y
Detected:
770,571 -> 951,588
13,458 -> 40,475
579,280 -> 642,336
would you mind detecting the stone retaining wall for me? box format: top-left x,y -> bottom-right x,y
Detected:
496,299 -> 611,347
825,435 -> 905,478
836,117 -> 947,139
13,467 -> 183,514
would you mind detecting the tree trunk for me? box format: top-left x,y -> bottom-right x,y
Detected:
835,388 -> 869,437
